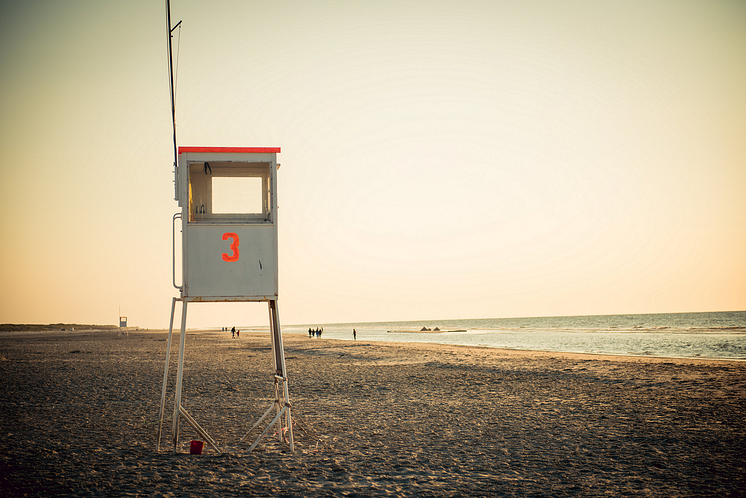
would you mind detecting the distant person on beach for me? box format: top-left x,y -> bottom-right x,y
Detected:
231,326 -> 235,339
309,328 -> 313,338
353,329 -> 357,340
237,329 -> 240,338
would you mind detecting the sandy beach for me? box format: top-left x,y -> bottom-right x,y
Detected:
1,329 -> 744,497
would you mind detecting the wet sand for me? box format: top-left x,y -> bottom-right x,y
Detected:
1,329 -> 744,496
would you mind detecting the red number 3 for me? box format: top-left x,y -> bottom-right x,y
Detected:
222,232 -> 239,262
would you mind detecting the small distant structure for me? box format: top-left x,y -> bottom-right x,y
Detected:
118,315 -> 129,337
118,306 -> 129,337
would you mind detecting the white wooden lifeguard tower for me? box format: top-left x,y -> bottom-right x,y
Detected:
156,146 -> 294,454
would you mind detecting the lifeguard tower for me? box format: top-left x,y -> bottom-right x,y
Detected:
156,146 -> 293,454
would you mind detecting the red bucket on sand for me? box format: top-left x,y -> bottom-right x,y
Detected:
190,440 -> 204,455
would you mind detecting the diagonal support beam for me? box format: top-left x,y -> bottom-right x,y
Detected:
248,406 -> 288,453
178,405 -> 222,454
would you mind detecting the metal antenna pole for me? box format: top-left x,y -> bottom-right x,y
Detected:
166,0 -> 179,169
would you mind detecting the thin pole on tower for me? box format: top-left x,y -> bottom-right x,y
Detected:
166,0 -> 180,169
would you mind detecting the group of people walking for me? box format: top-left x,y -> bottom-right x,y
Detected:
227,325 -> 357,340
308,327 -> 323,338
307,327 -> 358,340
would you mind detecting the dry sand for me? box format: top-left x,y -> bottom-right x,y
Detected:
1,329 -> 744,497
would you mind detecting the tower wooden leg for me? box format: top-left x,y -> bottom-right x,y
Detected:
268,300 -> 294,451
172,300 -> 188,452
156,297 -> 177,451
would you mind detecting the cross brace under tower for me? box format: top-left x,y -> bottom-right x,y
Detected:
155,297 -> 294,454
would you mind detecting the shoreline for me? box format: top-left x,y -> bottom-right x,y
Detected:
8,327 -> 739,363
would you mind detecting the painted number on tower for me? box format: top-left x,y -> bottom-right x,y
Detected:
222,232 -> 239,262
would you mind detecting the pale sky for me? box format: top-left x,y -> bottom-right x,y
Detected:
1,0 -> 745,329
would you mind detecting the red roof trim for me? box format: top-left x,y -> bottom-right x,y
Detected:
178,146 -> 281,154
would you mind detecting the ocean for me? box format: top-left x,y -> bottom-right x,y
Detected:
283,311 -> 746,360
